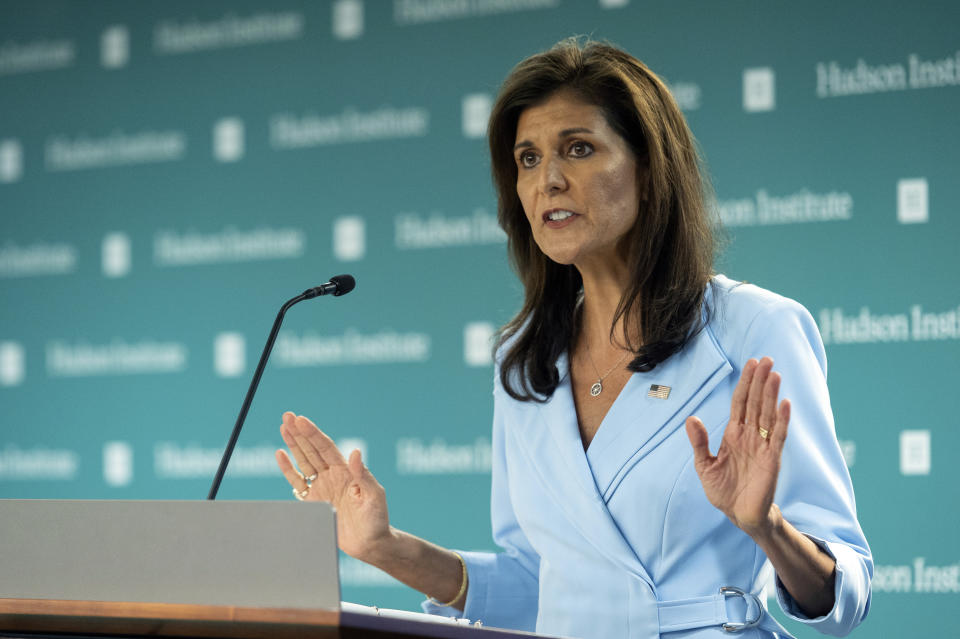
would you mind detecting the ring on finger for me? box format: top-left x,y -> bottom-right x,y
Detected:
305,473 -> 318,485
758,426 -> 769,439
293,486 -> 309,501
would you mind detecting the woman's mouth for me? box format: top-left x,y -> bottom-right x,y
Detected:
543,209 -> 579,228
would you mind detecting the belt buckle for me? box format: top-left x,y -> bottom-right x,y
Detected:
719,586 -> 762,633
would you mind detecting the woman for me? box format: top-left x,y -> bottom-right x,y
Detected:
276,39 -> 872,638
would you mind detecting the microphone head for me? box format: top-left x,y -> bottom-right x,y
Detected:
329,274 -> 356,296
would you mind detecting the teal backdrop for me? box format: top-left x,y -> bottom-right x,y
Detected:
1,1 -> 958,637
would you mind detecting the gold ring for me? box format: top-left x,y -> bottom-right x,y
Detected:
293,487 -> 309,501
758,427 -> 769,439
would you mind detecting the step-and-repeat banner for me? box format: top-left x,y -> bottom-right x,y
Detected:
1,1 -> 957,635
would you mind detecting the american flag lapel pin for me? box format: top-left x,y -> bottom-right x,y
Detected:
647,384 -> 671,399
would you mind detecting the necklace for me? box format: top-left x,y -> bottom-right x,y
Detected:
585,343 -> 631,397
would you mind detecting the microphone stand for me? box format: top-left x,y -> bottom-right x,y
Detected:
206,290 -> 309,500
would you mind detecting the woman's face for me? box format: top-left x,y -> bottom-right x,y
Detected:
513,91 -> 640,270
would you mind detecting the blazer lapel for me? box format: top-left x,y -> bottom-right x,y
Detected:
586,323 -> 733,501
508,353 -> 657,588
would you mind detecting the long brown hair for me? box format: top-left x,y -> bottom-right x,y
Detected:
490,38 -> 716,402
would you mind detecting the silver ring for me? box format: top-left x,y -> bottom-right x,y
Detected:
293,486 -> 309,501
305,473 -> 318,485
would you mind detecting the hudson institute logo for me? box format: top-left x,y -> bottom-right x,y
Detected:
393,0 -> 560,25
333,215 -> 366,261
45,130 -> 186,171
818,304 -> 960,345
102,232 -> 131,278
463,322 -> 495,367
154,226 -> 305,266
742,67 -> 775,112
275,329 -> 431,366
0,39 -> 75,75
897,178 -> 928,224
153,12 -> 304,54
900,430 -> 931,476
462,93 -> 493,139
816,51 -> 960,98
270,107 -> 429,148
214,332 -> 246,378
0,139 -> 23,183
0,242 -> 77,277
396,437 -> 492,474
0,341 -> 25,387
875,558 -> 960,594
394,208 -> 505,249
333,0 -> 364,40
0,445 -> 78,480
669,82 -> 702,111
717,188 -> 852,227
103,441 -> 134,487
338,438 -> 368,465
213,118 -> 245,163
101,25 -> 129,69
46,340 -> 188,377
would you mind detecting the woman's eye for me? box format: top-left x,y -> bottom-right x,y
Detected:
569,141 -> 592,157
519,152 -> 539,168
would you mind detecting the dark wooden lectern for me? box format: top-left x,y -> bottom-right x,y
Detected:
0,598 -> 543,639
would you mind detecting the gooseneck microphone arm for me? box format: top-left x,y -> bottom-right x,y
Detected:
207,274 -> 355,500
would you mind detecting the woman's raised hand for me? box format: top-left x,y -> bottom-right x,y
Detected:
276,411 -> 391,560
684,357 -> 791,538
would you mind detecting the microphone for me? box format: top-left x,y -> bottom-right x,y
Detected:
207,275 -> 356,500
303,274 -> 355,299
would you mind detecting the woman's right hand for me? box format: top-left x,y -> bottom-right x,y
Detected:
275,411 -> 391,561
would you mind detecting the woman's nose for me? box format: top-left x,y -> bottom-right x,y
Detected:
538,156 -> 567,194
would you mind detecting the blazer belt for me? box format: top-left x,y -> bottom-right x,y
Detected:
657,586 -> 792,635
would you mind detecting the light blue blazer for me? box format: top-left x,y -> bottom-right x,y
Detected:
425,276 -> 872,638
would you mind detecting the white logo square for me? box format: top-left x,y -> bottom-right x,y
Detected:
333,0 -> 364,40
838,439 -> 856,467
462,93 -> 493,139
0,341 -> 25,387
900,430 -> 931,475
103,441 -> 134,486
670,82 -> 702,111
101,25 -> 130,69
102,232 -> 131,278
897,178 -> 928,224
214,332 -> 246,378
464,322 -> 495,367
0,139 -> 23,184
213,117 -> 245,163
337,437 -> 368,464
743,67 -> 776,113
333,216 -> 366,261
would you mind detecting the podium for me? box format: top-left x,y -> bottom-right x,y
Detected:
0,598 -> 544,638
0,501 -> 545,639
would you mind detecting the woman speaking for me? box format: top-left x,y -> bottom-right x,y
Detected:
275,39 -> 872,639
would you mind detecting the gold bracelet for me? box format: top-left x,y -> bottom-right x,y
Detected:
428,551 -> 468,607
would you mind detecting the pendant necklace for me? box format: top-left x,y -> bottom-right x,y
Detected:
585,343 -> 631,397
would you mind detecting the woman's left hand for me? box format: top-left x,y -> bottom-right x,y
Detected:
685,356 -> 790,538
